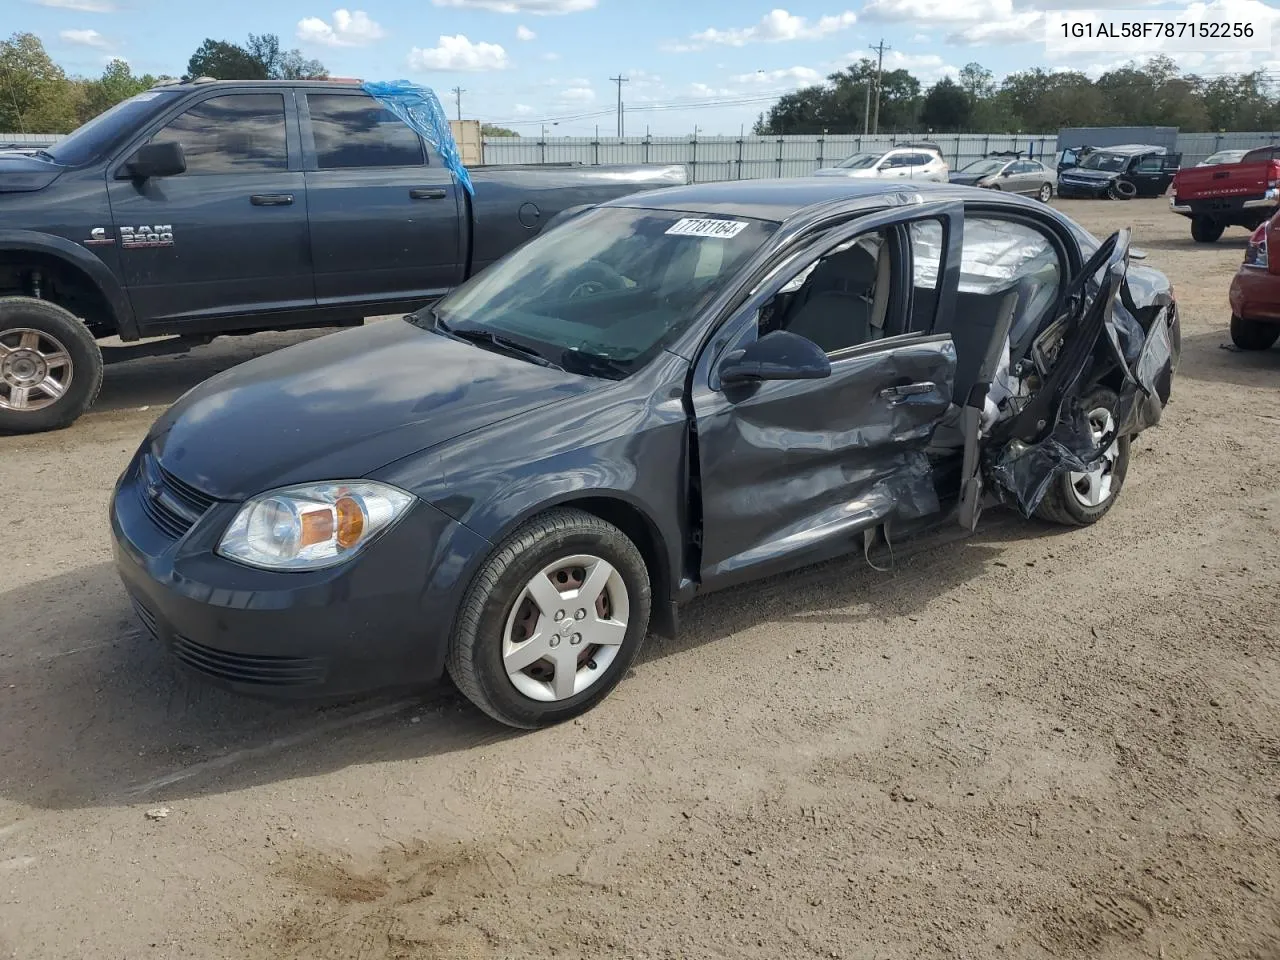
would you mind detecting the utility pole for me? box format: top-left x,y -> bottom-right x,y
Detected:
863,82 -> 871,136
610,74 -> 628,137
870,39 -> 889,135
451,86 -> 465,121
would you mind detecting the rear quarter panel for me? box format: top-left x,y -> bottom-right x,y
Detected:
1173,161 -> 1276,200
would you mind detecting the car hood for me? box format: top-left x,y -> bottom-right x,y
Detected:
812,166 -> 876,178
949,173 -> 989,185
149,319 -> 604,502
0,152 -> 64,193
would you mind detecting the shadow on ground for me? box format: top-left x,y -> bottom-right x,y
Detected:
0,512 -> 1054,811
1175,328 -> 1280,390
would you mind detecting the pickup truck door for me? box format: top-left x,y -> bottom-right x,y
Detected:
106,90 -> 314,330
300,90 -> 463,309
690,202 -> 964,591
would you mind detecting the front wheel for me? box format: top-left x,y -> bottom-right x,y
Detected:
1108,179 -> 1138,200
0,297 -> 103,434
1037,183 -> 1053,202
1191,216 -> 1225,243
1034,387 -> 1131,527
446,508 -> 652,728
1230,314 -> 1280,351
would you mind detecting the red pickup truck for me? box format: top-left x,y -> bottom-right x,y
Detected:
1170,145 -> 1280,243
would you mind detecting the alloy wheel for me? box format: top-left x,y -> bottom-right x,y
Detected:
0,328 -> 74,413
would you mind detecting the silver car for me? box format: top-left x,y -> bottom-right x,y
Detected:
949,156 -> 1056,202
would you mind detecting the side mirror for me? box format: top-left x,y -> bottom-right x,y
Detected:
1001,168 -> 1013,177
122,141 -> 186,180
719,330 -> 832,386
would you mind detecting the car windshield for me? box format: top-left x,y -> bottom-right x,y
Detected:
1202,151 -> 1244,165
836,153 -> 880,169
1078,151 -> 1130,172
423,206 -> 778,378
46,90 -> 183,166
960,159 -> 1007,175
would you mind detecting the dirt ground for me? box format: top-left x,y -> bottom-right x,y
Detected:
1,197 -> 1279,960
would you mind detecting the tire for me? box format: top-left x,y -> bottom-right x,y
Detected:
0,297 -> 103,434
1037,182 -> 1053,202
1034,387 -> 1131,527
1230,314 -> 1280,351
1191,216 -> 1225,243
1107,179 -> 1138,200
446,507 -> 652,729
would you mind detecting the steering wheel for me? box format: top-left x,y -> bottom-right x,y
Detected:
565,261 -> 628,300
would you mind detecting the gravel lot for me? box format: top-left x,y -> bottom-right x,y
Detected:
2,197 -> 1278,960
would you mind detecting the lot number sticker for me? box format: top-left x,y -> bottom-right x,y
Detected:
665,218 -> 750,239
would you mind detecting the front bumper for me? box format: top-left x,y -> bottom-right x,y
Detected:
110,448 -> 491,698
1229,267 -> 1280,324
1056,179 -> 1109,198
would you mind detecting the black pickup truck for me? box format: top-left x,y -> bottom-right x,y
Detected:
0,79 -> 687,433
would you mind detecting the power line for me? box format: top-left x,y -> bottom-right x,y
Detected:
609,75 -> 629,137
451,86 -> 465,121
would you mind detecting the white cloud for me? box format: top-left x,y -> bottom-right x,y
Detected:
863,0 -> 1010,23
432,0 -> 595,13
730,66 -> 823,86
35,0 -> 115,10
884,50 -> 959,80
59,28 -> 110,48
541,51 -> 561,60
947,11 -> 1043,44
558,82 -> 595,102
516,24 -> 537,40
409,35 -> 511,71
690,82 -> 734,97
297,9 -> 385,47
665,8 -> 857,51
513,103 -> 535,115
912,33 -> 931,42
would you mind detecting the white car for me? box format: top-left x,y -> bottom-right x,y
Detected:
813,144 -> 949,182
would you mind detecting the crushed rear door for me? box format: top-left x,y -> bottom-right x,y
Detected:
978,227 -> 1174,517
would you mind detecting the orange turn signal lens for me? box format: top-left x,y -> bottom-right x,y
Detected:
335,496 -> 365,549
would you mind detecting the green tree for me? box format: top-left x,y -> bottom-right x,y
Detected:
1197,71 -> 1279,131
78,59 -> 157,124
245,33 -> 328,80
187,39 -> 268,80
0,32 -> 82,133
753,59 -> 920,134
920,77 -> 971,132
481,124 -> 518,136
958,62 -> 995,102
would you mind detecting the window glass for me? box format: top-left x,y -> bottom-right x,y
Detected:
431,208 -> 777,379
909,219 -> 945,331
760,229 -> 894,355
307,94 -> 424,169
1133,156 -> 1162,173
148,94 -> 287,174
882,154 -> 909,168
49,90 -> 182,166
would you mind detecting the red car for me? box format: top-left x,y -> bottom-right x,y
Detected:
1229,214 -> 1280,350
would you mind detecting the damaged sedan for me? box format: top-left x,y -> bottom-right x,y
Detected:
110,180 -> 1178,729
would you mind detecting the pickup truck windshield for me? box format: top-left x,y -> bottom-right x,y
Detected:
46,90 -> 182,167
1078,152 -> 1129,173
427,206 -> 778,378
836,153 -> 880,169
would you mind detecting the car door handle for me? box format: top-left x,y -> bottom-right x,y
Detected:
879,381 -> 936,401
250,194 -> 294,206
410,188 -> 448,200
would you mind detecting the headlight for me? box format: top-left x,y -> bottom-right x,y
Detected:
217,481 -> 414,571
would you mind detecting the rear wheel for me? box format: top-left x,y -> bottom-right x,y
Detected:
0,297 -> 103,434
446,508 -> 652,729
1191,216 -> 1225,243
1034,387 -> 1130,527
1037,182 -> 1053,202
1230,314 -> 1280,351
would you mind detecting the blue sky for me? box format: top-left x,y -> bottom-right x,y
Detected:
19,0 -> 1280,135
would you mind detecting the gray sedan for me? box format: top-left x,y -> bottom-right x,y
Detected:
950,157 -> 1055,201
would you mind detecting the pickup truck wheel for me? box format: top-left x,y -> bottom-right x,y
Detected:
446,507 -> 652,729
0,297 -> 103,434
1034,388 -> 1130,527
1190,216 -> 1225,243
1230,314 -> 1280,351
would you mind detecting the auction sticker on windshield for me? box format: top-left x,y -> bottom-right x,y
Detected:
665,218 -> 750,239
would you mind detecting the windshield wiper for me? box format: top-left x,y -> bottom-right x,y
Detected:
437,318 -> 564,371
559,349 -> 629,380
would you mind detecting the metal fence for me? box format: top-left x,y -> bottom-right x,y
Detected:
8,129 -> 1280,175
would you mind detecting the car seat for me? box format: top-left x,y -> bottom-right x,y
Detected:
781,239 -> 891,353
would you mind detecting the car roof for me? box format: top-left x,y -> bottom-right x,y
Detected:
150,78 -> 367,92
1092,144 -> 1165,155
602,177 -> 1042,225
